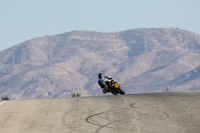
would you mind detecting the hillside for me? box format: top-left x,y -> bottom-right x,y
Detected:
0,28 -> 200,100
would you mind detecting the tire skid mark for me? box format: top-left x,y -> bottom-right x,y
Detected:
86,108 -> 134,133
39,101 -> 51,129
61,109 -> 74,128
127,102 -> 171,131
87,106 -> 106,126
126,100 -> 171,130
1,101 -> 20,128
86,107 -> 130,125
86,97 -> 133,132
94,107 -> 135,133
86,112 -> 111,127
130,109 -> 168,127
95,117 -> 131,133
61,99 -> 81,130
86,100 -> 171,132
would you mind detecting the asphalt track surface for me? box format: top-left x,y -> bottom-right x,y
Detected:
0,91 -> 200,133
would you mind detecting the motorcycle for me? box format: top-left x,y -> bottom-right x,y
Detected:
103,79 -> 125,95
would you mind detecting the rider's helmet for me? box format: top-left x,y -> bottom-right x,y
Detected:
98,73 -> 103,79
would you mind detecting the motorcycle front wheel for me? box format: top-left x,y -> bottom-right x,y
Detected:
118,86 -> 125,95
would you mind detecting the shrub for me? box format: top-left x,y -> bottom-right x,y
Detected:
77,93 -> 81,97
72,93 -> 81,97
1,96 -> 9,101
72,93 -> 77,97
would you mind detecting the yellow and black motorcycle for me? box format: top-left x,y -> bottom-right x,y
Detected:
106,79 -> 125,95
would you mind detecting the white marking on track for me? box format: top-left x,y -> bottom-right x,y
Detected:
0,101 -> 6,107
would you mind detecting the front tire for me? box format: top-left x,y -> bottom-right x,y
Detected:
118,86 -> 125,95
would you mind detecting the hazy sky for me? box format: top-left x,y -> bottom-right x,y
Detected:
0,0 -> 200,52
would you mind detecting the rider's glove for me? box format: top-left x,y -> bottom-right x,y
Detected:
107,76 -> 112,79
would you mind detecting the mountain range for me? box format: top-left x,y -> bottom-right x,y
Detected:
0,28 -> 200,100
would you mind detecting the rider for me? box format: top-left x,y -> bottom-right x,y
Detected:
98,73 -> 113,94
